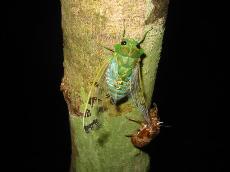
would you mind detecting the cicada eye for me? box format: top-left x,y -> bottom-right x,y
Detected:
121,41 -> 126,45
136,44 -> 141,49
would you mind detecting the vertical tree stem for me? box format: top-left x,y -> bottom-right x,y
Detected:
60,0 -> 169,171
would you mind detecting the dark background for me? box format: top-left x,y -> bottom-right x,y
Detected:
10,0 -> 223,171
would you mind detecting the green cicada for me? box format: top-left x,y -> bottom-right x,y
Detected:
83,28 -> 154,133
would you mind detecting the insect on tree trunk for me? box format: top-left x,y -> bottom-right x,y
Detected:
60,0 -> 169,171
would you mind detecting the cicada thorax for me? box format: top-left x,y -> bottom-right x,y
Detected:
128,105 -> 160,148
103,36 -> 146,104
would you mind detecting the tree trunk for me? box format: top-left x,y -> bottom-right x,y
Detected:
60,0 -> 169,171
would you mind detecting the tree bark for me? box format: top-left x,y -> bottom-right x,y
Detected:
60,0 -> 169,171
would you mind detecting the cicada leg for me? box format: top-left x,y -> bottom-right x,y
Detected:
125,116 -> 143,125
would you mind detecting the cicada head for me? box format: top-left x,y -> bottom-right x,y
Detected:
114,39 -> 144,59
114,28 -> 153,59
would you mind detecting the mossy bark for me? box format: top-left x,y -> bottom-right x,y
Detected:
60,0 -> 169,171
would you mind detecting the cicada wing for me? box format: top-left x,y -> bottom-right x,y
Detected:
83,60 -> 109,133
130,64 -> 150,124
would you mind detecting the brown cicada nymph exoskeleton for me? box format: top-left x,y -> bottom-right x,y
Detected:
127,104 -> 161,148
